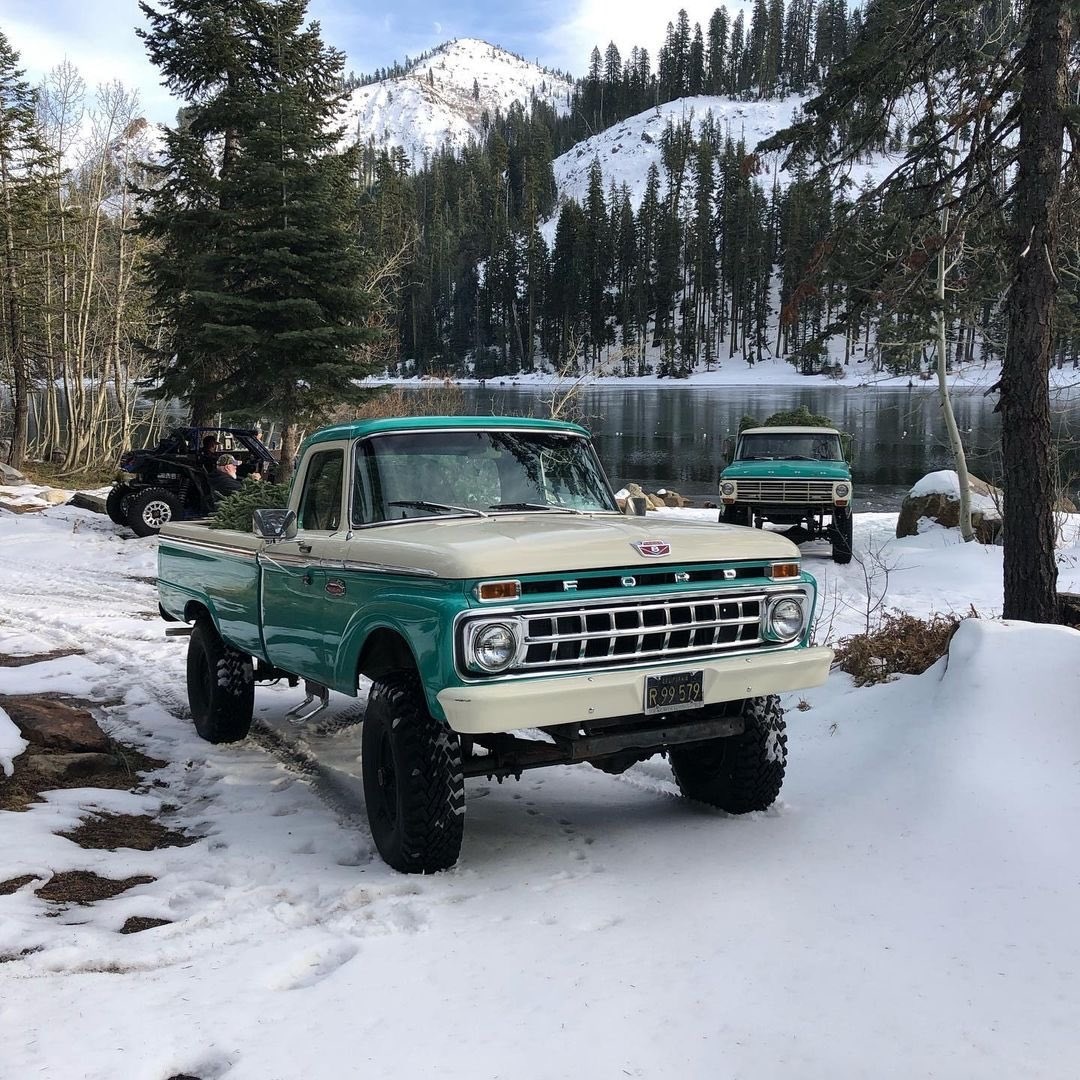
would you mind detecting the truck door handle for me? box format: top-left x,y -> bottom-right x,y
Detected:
299,542 -> 312,554
302,572 -> 313,586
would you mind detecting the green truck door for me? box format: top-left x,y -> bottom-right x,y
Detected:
261,444 -> 350,686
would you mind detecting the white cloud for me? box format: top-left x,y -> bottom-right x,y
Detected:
545,0 -> 753,75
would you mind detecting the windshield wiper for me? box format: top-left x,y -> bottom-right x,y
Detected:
387,500 -> 487,518
782,455 -> 814,460
489,502 -> 583,514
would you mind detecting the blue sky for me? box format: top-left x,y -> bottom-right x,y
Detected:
4,0 -> 740,124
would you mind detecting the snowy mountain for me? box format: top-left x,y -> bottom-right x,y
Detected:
342,39 -> 573,166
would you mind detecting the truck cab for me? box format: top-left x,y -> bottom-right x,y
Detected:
718,426 -> 854,564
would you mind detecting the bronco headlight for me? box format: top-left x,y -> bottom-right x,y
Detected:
835,483 -> 850,498
766,597 -> 805,643
466,621 -> 521,673
720,481 -> 736,497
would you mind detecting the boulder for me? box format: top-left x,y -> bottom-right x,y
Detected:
656,488 -> 689,508
41,488 -> 71,506
1,697 -> 111,753
69,492 -> 107,514
0,461 -> 24,484
32,752 -> 123,781
896,471 -> 1002,544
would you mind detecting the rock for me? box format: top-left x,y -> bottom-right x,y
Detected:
2,697 -> 111,753
659,489 -> 688,508
41,488 -> 71,506
896,471 -> 1002,544
0,461 -> 24,483
69,492 -> 107,514
0,499 -> 46,514
32,752 -> 122,781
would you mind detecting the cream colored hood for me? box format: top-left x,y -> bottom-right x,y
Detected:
338,514 -> 800,579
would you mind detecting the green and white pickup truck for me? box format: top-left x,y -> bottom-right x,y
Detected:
718,425 -> 855,564
158,416 -> 832,873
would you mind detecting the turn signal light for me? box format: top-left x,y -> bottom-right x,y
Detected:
834,499 -> 849,507
475,579 -> 521,602
769,562 -> 800,580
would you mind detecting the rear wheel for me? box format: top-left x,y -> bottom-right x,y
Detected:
669,695 -> 786,813
830,509 -> 853,564
128,486 -> 180,536
186,619 -> 254,743
362,671 -> 464,873
106,485 -> 134,526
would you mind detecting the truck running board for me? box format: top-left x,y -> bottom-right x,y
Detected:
285,680 -> 330,725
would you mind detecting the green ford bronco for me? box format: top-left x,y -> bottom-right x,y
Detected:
718,425 -> 854,564
158,416 -> 832,873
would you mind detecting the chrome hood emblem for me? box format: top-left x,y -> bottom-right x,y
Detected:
631,539 -> 671,558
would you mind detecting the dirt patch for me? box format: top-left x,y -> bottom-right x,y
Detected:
0,649 -> 85,668
60,812 -> 197,852
120,916 -> 172,934
0,947 -> 42,964
0,874 -> 39,896
33,871 -> 155,905
0,742 -> 165,812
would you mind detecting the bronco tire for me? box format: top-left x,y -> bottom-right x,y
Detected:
830,509 -> 853,564
106,485 -> 134,526
668,695 -> 787,813
362,671 -> 465,873
128,486 -> 180,537
186,618 -> 254,743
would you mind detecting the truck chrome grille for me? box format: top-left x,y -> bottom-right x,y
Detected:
511,591 -> 764,672
737,480 -> 834,502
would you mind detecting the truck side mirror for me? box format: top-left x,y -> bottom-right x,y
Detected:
722,437 -> 736,462
253,508 -> 297,541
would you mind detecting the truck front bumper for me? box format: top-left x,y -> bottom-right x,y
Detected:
436,645 -> 833,734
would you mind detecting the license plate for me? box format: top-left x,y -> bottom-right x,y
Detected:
644,670 -> 705,715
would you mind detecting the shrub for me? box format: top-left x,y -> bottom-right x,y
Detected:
208,481 -> 291,531
833,610 -> 965,686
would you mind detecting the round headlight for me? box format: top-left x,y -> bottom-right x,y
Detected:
720,481 -> 736,496
768,598 -> 804,642
472,622 -> 518,672
835,483 -> 850,498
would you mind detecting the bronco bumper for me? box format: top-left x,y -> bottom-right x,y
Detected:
436,645 -> 833,734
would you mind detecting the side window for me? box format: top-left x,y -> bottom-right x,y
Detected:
297,449 -> 344,532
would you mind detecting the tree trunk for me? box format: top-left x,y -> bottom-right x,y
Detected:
278,421 -> 301,484
999,0 -> 1072,623
0,154 -> 28,469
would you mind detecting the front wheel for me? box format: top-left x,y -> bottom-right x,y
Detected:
362,671 -> 464,873
668,695 -> 787,813
831,509 -> 853,564
128,486 -> 180,536
721,504 -> 752,528
186,619 -> 254,743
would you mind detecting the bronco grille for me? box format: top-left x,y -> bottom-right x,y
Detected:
737,480 -> 835,502
462,590 -> 767,675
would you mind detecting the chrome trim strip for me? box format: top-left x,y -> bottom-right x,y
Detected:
159,537 -> 258,561
339,559 -> 440,579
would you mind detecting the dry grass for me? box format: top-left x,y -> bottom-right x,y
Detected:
59,812 -> 197,852
834,610 -> 966,686
120,916 -> 172,934
333,382 -> 469,422
32,871 -> 155,905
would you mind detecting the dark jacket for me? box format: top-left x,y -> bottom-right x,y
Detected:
210,470 -> 244,499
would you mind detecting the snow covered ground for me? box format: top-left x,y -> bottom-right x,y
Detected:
2,498 -> 1080,1078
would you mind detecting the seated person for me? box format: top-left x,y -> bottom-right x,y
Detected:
199,434 -> 221,472
210,453 -> 257,500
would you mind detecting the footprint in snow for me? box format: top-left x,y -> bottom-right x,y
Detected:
265,941 -> 359,991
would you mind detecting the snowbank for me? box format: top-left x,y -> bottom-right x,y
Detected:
0,704 -> 27,777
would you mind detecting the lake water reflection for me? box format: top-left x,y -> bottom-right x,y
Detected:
459,384 -> 1080,512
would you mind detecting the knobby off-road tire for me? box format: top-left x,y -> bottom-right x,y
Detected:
720,504 -> 752,528
186,619 -> 254,744
362,671 -> 465,874
106,485 -> 134,526
128,486 -> 180,537
831,509 -> 853,564
669,695 -> 787,813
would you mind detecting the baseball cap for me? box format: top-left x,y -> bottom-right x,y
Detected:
217,454 -> 240,467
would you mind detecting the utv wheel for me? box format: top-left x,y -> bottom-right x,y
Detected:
669,695 -> 787,813
128,486 -> 180,536
831,509 -> 853,564
186,619 -> 254,743
362,671 -> 465,873
106,485 -> 134,526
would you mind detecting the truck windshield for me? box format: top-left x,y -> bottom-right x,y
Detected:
354,429 -> 619,525
736,432 -> 845,462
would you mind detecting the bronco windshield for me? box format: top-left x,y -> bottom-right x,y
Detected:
736,431 -> 845,462
353,429 -> 619,525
